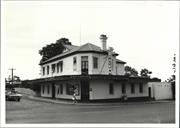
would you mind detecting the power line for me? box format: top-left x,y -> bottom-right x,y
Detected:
79,24 -> 82,45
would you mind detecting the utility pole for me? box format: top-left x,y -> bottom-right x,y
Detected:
9,68 -> 16,86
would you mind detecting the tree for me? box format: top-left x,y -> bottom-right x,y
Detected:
166,75 -> 175,82
171,54 -> 176,99
140,68 -> 152,78
39,38 -> 72,63
125,66 -> 138,77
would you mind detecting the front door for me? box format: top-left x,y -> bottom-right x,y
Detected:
81,56 -> 88,75
81,80 -> 89,102
52,83 -> 55,99
148,87 -> 151,99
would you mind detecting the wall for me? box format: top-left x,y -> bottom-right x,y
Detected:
148,82 -> 173,100
116,63 -> 125,75
124,83 -> 148,98
89,80 -> 120,100
40,55 -> 81,78
40,84 -> 52,98
90,53 -> 120,75
40,79 -> 149,100
40,52 -> 125,78
40,81 -> 81,100
55,81 -> 81,100
89,80 -> 148,100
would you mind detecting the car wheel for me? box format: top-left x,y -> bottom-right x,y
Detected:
18,98 -> 20,102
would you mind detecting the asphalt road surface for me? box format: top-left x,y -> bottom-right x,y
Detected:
6,96 -> 175,123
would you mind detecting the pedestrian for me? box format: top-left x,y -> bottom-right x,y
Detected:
72,93 -> 77,104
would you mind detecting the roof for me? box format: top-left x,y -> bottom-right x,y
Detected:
78,43 -> 102,51
116,59 -> 126,64
40,43 -> 119,65
63,44 -> 78,50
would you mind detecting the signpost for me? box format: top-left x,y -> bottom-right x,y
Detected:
108,47 -> 114,75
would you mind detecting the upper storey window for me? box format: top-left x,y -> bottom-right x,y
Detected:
57,63 -> 60,73
93,57 -> 98,69
81,56 -> 88,75
42,67 -> 45,76
47,66 -> 49,75
60,61 -> 63,72
52,64 -> 56,73
73,56 -> 77,71
57,61 -> 63,73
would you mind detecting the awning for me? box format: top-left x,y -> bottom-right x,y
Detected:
25,75 -> 161,85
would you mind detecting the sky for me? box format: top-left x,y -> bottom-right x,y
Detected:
2,1 -> 179,81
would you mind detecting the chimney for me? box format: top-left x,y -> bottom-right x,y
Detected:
99,34 -> 108,50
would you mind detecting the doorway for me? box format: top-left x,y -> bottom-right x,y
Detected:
81,80 -> 89,102
52,83 -> 56,99
148,87 -> 151,98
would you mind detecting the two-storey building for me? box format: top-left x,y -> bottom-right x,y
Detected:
28,34 -> 160,102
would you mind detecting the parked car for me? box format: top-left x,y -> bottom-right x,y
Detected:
6,90 -> 22,102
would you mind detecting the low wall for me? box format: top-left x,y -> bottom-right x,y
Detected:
148,82 -> 173,100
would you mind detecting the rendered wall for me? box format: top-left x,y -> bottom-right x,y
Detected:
116,63 -> 125,75
148,82 -> 173,100
55,81 -> 81,100
40,52 -> 125,78
89,80 -> 148,100
40,80 -> 149,100
40,55 -> 80,78
89,53 -> 119,75
40,84 -> 52,98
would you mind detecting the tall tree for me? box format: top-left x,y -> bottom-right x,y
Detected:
125,66 -> 138,77
166,75 -> 175,82
140,68 -> 152,78
165,54 -> 176,99
165,54 -> 176,82
39,38 -> 72,63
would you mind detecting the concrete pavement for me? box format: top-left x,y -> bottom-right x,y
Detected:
27,95 -> 174,106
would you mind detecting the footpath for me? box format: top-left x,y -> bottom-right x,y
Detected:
16,87 -> 174,106
27,95 -> 174,106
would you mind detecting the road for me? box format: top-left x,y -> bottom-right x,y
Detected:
6,96 -> 175,123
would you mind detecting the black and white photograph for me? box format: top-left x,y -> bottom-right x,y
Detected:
1,0 -> 179,128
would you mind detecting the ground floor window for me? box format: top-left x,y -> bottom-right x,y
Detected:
47,85 -> 50,94
109,83 -> 114,95
42,85 -> 45,94
131,83 -> 135,94
60,84 -> 63,94
57,84 -> 63,95
66,83 -> 79,95
139,83 -> 143,93
57,86 -> 60,94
